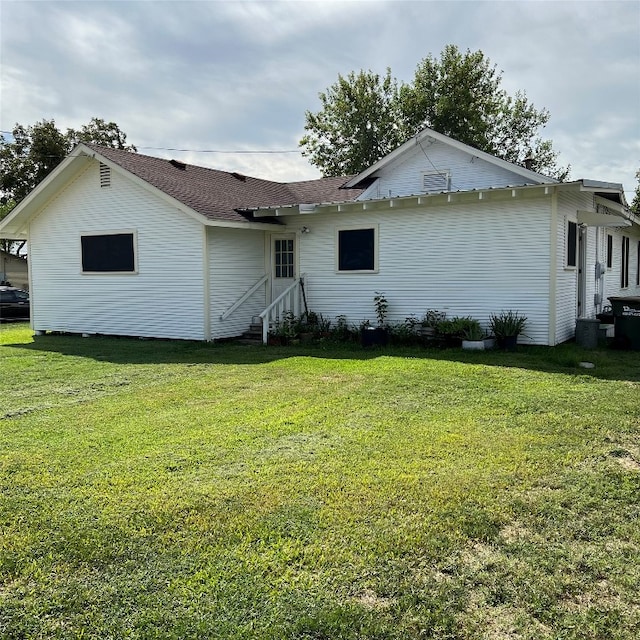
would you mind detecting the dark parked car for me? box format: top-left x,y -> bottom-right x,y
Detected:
0,286 -> 30,319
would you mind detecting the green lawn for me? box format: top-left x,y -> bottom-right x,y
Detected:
1,323 -> 639,639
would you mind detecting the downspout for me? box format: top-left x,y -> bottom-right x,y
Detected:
548,187 -> 558,346
594,227 -> 601,314
27,224 -> 36,333
202,225 -> 211,341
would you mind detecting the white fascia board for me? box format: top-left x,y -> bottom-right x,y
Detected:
343,127 -> 558,189
0,148 -> 92,237
203,219 -> 285,231
593,195 -> 626,215
253,205 -> 301,218
251,182 -> 553,219
577,209 -> 631,227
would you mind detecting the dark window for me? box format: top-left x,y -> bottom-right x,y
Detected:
607,234 -> 613,269
566,221 -> 577,267
338,228 -> 375,271
621,235 -> 630,288
81,233 -> 135,272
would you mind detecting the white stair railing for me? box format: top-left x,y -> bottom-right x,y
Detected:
258,274 -> 306,344
219,274 -> 269,321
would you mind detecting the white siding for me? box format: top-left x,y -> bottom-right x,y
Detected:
298,193 -> 552,344
357,140 -> 539,200
208,227 -> 267,339
602,227 -> 640,302
555,191 -> 640,343
555,190 -> 584,342
29,159 -> 206,340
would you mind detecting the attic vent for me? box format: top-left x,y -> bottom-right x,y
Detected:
169,159 -> 186,170
99,163 -> 111,188
231,172 -> 247,182
421,170 -> 450,193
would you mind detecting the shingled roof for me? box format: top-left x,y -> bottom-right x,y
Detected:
89,145 -> 364,224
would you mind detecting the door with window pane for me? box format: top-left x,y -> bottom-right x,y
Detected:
271,234 -> 296,301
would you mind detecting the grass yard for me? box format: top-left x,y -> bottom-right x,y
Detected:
0,323 -> 639,639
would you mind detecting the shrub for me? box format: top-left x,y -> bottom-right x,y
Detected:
489,311 -> 528,338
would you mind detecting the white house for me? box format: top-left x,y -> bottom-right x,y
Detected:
0,249 -> 29,290
0,128 -> 637,345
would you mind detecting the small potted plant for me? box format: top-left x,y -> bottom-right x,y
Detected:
298,311 -> 318,343
316,314 -> 332,338
489,310 -> 528,350
420,309 -> 446,339
362,292 -> 389,347
268,311 -> 297,346
461,320 -> 486,350
435,315 -> 475,347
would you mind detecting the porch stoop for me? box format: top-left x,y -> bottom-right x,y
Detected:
237,321 -> 264,345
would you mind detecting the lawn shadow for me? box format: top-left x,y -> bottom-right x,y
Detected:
6,333 -> 640,383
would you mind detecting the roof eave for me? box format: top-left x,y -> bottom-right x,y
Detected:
0,145 -> 94,237
343,127 -> 558,189
251,182 -> 559,217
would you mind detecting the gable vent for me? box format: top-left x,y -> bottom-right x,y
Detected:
99,163 -> 111,188
421,170 -> 450,193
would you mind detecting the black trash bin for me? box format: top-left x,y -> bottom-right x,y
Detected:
575,318 -> 600,349
608,297 -> 640,350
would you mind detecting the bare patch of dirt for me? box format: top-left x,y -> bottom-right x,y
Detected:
353,589 -> 395,610
609,447 -> 640,472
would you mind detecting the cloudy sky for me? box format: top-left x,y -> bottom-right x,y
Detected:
1,0 -> 639,199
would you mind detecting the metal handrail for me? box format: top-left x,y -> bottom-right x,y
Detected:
219,273 -> 269,321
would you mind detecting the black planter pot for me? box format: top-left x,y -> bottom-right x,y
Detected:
361,326 -> 389,347
497,334 -> 518,350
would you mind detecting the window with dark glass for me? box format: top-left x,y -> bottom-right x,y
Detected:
566,220 -> 577,267
338,228 -> 375,271
606,234 -> 613,269
81,233 -> 135,272
621,235 -> 630,288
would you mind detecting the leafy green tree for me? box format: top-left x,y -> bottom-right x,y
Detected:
300,69 -> 410,176
301,45 -> 569,180
0,121 -> 68,206
400,46 -> 504,152
0,200 -> 21,255
0,118 -> 135,206
66,117 -> 135,150
0,118 -> 135,254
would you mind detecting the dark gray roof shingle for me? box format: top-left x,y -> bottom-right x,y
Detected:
88,145 -> 363,224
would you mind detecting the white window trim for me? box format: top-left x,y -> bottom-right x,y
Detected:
80,229 -> 138,275
421,170 -> 450,193
335,224 -> 379,274
621,234 -> 630,289
564,217 -> 578,270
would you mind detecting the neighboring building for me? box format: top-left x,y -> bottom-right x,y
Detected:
0,128 -> 637,345
0,249 -> 28,290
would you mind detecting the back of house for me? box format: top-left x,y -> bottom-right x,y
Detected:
0,128 -> 637,345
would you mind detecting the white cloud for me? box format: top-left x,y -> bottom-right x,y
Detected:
1,0 -> 638,193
